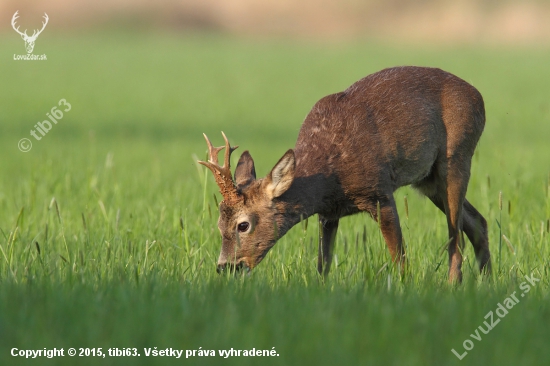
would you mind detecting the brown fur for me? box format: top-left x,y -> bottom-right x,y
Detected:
202,66 -> 491,282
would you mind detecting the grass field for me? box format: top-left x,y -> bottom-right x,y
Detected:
1,30 -> 550,365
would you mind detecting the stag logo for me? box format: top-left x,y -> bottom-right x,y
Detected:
11,11 -> 48,54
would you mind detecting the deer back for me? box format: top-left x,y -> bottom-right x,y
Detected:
293,66 -> 485,216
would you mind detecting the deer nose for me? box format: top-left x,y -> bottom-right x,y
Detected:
216,262 -> 227,274
216,261 -> 245,274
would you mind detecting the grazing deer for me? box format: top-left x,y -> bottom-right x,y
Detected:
199,66 -> 491,282
11,11 -> 49,54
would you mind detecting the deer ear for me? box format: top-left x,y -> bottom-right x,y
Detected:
235,151 -> 256,188
266,150 -> 295,199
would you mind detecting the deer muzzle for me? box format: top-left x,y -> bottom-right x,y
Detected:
216,260 -> 248,274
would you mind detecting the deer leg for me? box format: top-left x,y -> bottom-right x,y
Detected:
438,160 -> 471,283
317,217 -> 339,276
463,199 -> 491,275
425,195 -> 491,276
376,197 -> 406,272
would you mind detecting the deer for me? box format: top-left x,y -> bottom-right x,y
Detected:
198,66 -> 491,283
11,11 -> 49,54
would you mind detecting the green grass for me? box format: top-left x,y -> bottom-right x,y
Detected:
1,29 -> 549,365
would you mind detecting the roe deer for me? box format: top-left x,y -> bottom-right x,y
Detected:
199,66 -> 491,282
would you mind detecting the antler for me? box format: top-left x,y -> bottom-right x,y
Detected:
11,12 -> 48,40
11,11 -> 27,37
198,132 -> 241,204
31,13 -> 48,39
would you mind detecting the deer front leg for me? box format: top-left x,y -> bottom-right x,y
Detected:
376,197 -> 406,273
318,217 -> 339,277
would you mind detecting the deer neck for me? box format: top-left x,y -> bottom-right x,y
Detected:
274,166 -> 337,237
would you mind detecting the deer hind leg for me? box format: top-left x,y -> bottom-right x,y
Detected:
375,196 -> 406,273
413,158 -> 470,283
317,217 -> 339,277
422,194 -> 491,276
437,158 -> 471,283
462,199 -> 491,275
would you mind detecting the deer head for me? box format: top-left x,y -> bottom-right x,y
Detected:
199,133 -> 295,273
11,11 -> 49,54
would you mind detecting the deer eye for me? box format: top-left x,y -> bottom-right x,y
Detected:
237,222 -> 250,233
